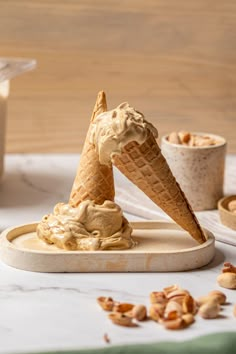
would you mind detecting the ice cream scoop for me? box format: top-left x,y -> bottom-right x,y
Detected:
37,201 -> 134,251
90,102 -> 158,165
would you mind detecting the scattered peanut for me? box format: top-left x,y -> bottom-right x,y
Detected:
198,301 -> 221,319
196,296 -> 215,307
196,292 -> 226,306
150,291 -> 167,304
149,304 -> 165,322
216,262 -> 236,290
163,284 -> 180,296
222,262 -> 236,274
103,333 -> 110,344
97,297 -> 115,311
217,273 -> 236,289
166,289 -> 190,307
164,301 -> 182,320
163,318 -> 184,330
182,313 -> 195,326
113,303 -> 134,313
182,294 -> 197,314
132,305 -> 147,321
166,289 -> 189,300
207,290 -> 227,305
97,280 -> 234,332
108,313 -> 134,327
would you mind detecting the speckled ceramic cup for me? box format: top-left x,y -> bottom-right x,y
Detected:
161,133 -> 227,211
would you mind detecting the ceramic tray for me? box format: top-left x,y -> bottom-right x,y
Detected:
0,221 -> 215,272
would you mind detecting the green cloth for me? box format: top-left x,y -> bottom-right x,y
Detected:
32,332 -> 236,354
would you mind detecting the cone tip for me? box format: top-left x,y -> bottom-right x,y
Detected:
97,90 -> 106,102
91,90 -> 107,121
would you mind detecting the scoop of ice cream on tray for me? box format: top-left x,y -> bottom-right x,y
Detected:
0,91 -> 215,273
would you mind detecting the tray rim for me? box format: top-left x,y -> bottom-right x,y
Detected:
0,220 -> 214,255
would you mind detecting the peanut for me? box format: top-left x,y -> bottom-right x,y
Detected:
166,289 -> 189,300
132,305 -> 147,321
182,313 -> 195,327
207,290 -> 227,305
164,301 -> 182,320
168,132 -> 218,147
150,291 -> 167,304
196,294 -> 224,306
113,303 -> 134,313
163,318 -> 184,330
167,289 -> 190,306
103,333 -> 110,343
97,297 -> 115,311
198,301 -> 221,319
188,135 -> 195,146
108,313 -> 134,327
194,136 -> 215,147
228,200 -> 236,212
182,294 -> 197,314
217,272 -> 236,289
163,284 -> 180,296
149,304 -> 165,322
168,132 -> 181,145
178,131 -> 191,144
222,262 -> 236,274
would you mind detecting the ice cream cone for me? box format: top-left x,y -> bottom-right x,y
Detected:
69,91 -> 115,206
113,130 -> 206,244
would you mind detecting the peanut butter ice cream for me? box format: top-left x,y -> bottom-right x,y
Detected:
37,200 -> 135,251
90,102 -> 158,165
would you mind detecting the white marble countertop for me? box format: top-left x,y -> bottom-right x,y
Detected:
0,154 -> 236,354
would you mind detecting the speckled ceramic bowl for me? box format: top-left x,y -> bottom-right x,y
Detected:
218,195 -> 236,230
161,133 -> 227,211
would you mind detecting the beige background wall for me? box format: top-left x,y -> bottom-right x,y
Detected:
1,0 -> 236,153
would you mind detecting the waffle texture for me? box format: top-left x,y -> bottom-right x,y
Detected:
113,131 -> 206,244
69,91 -> 115,206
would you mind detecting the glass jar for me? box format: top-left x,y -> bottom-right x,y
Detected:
0,58 -> 36,180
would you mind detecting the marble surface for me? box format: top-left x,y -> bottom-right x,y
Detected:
0,154 -> 236,354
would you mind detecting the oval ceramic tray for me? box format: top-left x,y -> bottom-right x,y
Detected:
0,221 -> 215,273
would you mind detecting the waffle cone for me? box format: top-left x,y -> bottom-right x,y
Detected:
69,91 -> 115,206
113,132 -> 206,244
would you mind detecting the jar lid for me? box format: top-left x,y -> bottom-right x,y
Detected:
0,58 -> 36,82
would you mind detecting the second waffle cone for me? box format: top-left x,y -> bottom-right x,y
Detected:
113,131 -> 206,244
